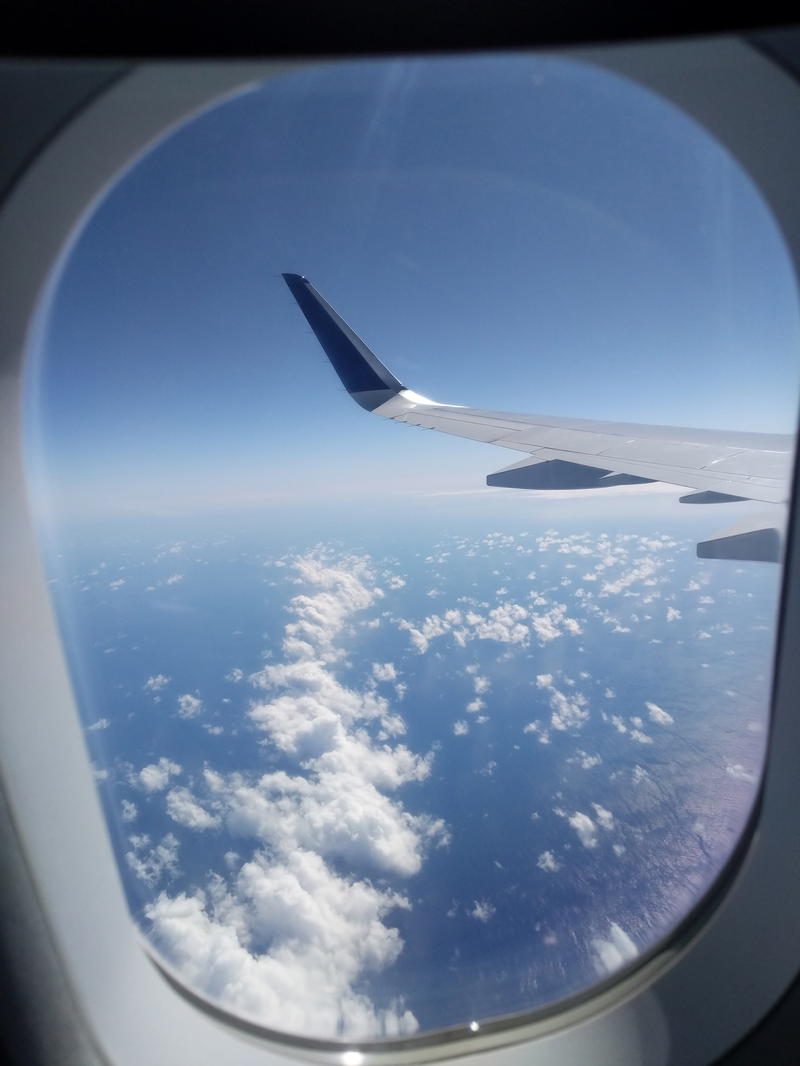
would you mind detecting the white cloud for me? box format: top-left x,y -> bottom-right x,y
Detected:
666,607 -> 682,622
568,811 -> 598,849
399,599 -> 537,653
529,601 -> 582,643
473,603 -> 531,645
135,757 -> 182,792
87,717 -> 110,731
139,551 -> 455,1040
245,553 -> 444,822
166,787 -> 221,830
165,573 -> 184,585
645,701 -> 674,726
146,848 -> 417,1040
523,720 -> 550,744
470,899 -> 496,923
537,850 -> 560,873
599,556 -> 658,597
726,763 -> 757,783
568,750 -> 602,770
177,693 -> 203,719
372,662 -> 397,683
143,673 -> 170,693
121,799 -> 138,822
126,832 -> 180,886
591,921 -> 638,976
453,720 -> 469,736
466,698 -> 484,714
473,675 -> 490,695
591,803 -> 614,830
537,674 -> 590,733
222,767 -> 443,878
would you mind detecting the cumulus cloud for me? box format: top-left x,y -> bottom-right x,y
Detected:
177,693 -> 203,719
568,750 -> 601,770
87,717 -> 110,731
126,832 -> 180,886
645,701 -> 674,726
470,899 -> 496,923
121,799 -> 138,822
666,607 -> 682,622
591,921 -> 638,976
726,763 -> 757,783
599,556 -> 659,597
166,787 -> 221,830
221,764 -> 443,878
146,848 -> 417,1039
537,850 -> 560,873
537,674 -> 590,733
567,811 -> 598,849
143,674 -> 170,693
529,601 -> 582,643
591,803 -> 614,830
372,662 -> 397,683
142,551 -> 447,1038
135,758 -> 182,792
399,600 -> 536,653
453,720 -> 469,736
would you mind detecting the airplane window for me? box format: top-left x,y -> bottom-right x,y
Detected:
22,53 -> 798,1045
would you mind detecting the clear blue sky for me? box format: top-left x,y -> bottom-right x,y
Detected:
25,52 -> 800,519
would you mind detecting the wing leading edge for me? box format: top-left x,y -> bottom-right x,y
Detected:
282,274 -> 792,561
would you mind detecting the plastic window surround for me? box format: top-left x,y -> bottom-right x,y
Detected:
1,38 -> 800,1066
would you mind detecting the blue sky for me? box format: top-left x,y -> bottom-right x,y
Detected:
25,52 -> 799,520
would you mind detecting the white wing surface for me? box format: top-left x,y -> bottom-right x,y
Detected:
283,274 -> 792,560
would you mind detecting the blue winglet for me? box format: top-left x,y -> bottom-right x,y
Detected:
283,274 -> 405,411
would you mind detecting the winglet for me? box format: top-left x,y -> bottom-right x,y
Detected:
282,274 -> 406,411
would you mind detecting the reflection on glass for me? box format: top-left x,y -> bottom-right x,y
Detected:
24,52 -> 796,1042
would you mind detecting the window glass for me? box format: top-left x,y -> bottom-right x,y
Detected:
24,54 -> 798,1043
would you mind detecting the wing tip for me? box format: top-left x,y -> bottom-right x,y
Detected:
282,272 -> 406,410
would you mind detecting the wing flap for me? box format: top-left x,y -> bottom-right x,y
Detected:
511,445 -> 787,503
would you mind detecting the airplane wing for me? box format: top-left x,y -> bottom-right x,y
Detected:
283,273 -> 793,561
